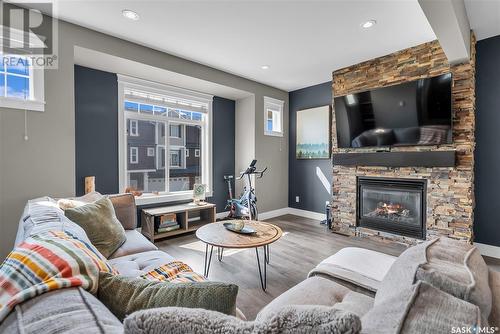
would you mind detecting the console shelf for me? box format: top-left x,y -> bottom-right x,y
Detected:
141,203 -> 216,243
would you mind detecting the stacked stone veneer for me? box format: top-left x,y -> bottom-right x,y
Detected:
331,38 -> 476,244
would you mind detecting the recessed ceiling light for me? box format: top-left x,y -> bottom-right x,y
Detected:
122,9 -> 140,21
361,20 -> 377,29
261,65 -> 270,70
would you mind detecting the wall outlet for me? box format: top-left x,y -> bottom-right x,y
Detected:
295,196 -> 300,203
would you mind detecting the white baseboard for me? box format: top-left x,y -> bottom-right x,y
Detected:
258,208 -> 292,220
217,207 -> 326,222
215,211 -> 230,219
258,207 -> 326,221
475,242 -> 500,259
286,208 -> 326,221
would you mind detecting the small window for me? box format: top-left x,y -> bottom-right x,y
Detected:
170,149 -> 181,168
147,147 -> 155,157
195,149 -> 200,158
185,148 -> 190,157
169,124 -> 181,138
130,120 -> 139,136
130,147 -> 138,164
0,54 -> 45,111
264,96 -> 284,137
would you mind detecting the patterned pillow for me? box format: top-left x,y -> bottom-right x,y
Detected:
0,230 -> 115,322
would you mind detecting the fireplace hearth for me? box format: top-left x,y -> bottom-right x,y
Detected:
357,177 -> 426,239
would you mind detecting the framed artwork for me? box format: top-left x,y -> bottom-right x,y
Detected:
296,105 -> 331,159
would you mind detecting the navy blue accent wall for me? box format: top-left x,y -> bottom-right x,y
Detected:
289,81 -> 332,213
74,65 -> 119,196
210,97 -> 235,212
74,66 -> 235,217
474,35 -> 500,247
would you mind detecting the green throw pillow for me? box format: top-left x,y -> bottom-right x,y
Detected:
65,196 -> 126,258
98,272 -> 239,321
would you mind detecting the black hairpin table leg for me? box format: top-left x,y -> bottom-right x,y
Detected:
255,246 -> 268,291
265,244 -> 270,264
203,244 -> 214,277
217,247 -> 224,262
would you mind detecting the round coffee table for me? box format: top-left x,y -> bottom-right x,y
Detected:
196,221 -> 282,291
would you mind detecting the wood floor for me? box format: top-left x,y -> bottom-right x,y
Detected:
156,214 -> 408,320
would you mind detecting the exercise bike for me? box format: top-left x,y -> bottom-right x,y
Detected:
224,160 -> 267,220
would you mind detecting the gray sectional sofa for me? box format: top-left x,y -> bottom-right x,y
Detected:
1,193 -> 499,333
0,193 -> 181,333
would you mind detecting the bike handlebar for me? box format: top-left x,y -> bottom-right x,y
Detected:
237,167 -> 268,180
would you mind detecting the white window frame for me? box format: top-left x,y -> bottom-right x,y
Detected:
169,148 -> 182,169
185,148 -> 190,158
147,147 -> 155,157
195,149 -> 201,158
263,96 -> 284,137
130,147 -> 138,164
169,124 -> 181,138
118,75 -> 213,205
129,119 -> 139,136
0,27 -> 45,112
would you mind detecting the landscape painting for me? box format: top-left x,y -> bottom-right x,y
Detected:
296,105 -> 331,159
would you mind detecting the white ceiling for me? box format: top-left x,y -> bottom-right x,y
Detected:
465,0 -> 500,41
50,0 -> 437,91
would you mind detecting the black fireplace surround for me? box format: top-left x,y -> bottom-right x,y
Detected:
357,177 -> 426,239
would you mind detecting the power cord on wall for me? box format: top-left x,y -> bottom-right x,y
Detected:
24,109 -> 29,141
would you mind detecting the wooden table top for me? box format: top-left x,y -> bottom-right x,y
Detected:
196,221 -> 283,249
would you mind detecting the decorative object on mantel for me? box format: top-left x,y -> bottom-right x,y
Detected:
296,105 -> 331,159
192,183 -> 207,205
84,176 -> 95,194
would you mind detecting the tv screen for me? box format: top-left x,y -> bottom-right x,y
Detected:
334,73 -> 452,148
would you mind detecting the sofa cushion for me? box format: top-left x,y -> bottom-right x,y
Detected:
65,197 -> 127,258
109,250 -> 176,277
362,281 -> 481,334
256,276 -> 351,321
124,305 -> 362,334
333,291 -> 374,318
376,238 -> 492,322
109,230 -> 157,259
0,287 -> 123,334
98,272 -> 238,321
109,193 -> 137,230
309,247 -> 397,294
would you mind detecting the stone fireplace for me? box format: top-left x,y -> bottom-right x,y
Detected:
357,177 -> 426,240
331,38 -> 476,244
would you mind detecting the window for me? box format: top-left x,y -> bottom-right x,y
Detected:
118,75 -> 213,204
170,149 -> 181,168
195,149 -> 200,158
129,119 -> 139,136
0,54 -> 45,111
264,96 -> 284,137
169,124 -> 181,138
130,147 -> 138,164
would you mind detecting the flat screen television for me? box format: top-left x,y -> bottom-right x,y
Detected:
334,73 -> 452,148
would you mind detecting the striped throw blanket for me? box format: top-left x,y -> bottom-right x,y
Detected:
141,261 -> 206,283
0,230 -> 115,322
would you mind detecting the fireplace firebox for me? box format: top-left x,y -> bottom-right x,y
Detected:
357,177 -> 426,239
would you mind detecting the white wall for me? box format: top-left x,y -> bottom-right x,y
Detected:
235,96 -> 256,196
0,17 -> 289,260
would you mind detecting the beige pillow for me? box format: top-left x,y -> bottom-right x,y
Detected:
65,197 -> 126,258
57,192 -> 103,210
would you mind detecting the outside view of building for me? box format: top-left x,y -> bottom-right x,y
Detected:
125,100 -> 202,193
